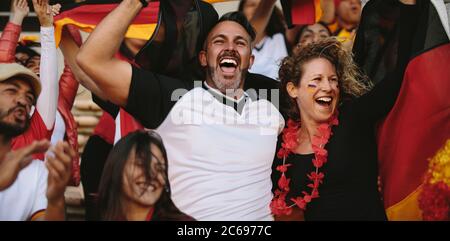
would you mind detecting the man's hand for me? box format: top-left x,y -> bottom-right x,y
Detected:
32,0 -> 53,27
0,140 -> 50,191
50,4 -> 61,17
45,141 -> 75,205
9,0 -> 30,25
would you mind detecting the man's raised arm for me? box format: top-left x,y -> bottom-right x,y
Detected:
76,0 -> 147,107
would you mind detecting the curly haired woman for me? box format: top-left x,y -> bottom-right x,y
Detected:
271,37 -> 411,220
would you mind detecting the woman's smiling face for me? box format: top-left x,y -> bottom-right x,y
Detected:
287,57 -> 340,124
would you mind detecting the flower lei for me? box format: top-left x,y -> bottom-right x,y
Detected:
418,139 -> 450,221
270,113 -> 339,216
145,207 -> 155,221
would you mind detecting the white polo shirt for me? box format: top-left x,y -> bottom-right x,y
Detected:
157,85 -> 284,220
0,160 -> 48,221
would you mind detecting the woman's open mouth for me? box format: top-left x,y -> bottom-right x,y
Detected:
315,96 -> 333,107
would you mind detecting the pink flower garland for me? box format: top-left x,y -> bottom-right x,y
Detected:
270,113 -> 339,216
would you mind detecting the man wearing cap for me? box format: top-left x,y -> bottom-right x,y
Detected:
5,0 -> 60,163
0,63 -> 75,221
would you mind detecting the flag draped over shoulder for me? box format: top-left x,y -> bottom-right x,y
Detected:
353,0 -> 450,220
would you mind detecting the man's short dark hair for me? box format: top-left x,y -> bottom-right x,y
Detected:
217,11 -> 256,42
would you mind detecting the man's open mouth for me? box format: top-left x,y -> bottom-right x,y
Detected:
219,57 -> 238,74
351,6 -> 359,14
13,108 -> 26,121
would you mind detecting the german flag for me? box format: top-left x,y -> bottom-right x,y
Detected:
53,0 -> 232,46
353,0 -> 450,220
54,0 -> 160,46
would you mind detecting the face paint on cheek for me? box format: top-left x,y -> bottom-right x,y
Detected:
307,83 -> 317,93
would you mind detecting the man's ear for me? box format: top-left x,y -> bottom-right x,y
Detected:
286,82 -> 298,98
199,50 -> 207,67
249,54 -> 254,70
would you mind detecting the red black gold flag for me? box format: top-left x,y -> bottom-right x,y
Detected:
53,0 -> 231,46
353,0 -> 450,220
54,0 -> 160,46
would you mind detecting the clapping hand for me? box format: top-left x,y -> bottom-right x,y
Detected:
0,140 -> 50,190
45,141 -> 75,204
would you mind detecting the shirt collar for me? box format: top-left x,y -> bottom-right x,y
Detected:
202,81 -> 249,115
203,81 -> 247,103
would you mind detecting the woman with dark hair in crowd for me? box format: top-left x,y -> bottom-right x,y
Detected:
292,22 -> 331,53
238,0 -> 288,80
97,130 -> 194,221
14,43 -> 40,69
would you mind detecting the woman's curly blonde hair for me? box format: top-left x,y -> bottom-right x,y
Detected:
279,38 -> 372,121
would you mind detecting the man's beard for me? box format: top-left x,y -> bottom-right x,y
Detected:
0,107 -> 30,139
207,66 -> 248,97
